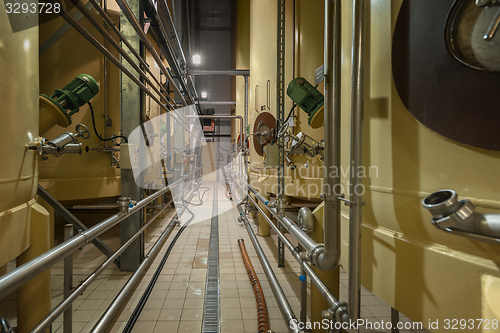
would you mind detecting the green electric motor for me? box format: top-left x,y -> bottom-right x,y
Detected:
286,77 -> 324,129
41,74 -> 99,122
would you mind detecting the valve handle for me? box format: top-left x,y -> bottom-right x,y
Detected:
75,124 -> 90,139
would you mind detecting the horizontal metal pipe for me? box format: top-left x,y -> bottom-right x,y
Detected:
188,69 -> 250,76
229,175 -> 348,320
0,168 -> 200,301
31,199 -> 174,333
235,203 -> 299,333
114,0 -> 188,105
92,186 -> 199,332
198,101 -> 236,105
232,173 -> 320,255
187,114 -> 244,151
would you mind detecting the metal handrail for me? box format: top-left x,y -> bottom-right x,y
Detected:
229,174 -> 349,322
0,168 -> 201,301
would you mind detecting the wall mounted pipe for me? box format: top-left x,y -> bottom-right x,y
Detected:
423,189 -> 500,242
235,203 -> 300,333
229,174 -> 349,323
52,2 -> 192,129
230,172 -> 322,263
92,186 -> 199,333
0,168 -> 200,301
85,0 -> 175,106
317,0 -> 342,272
113,0 -> 188,105
188,70 -> 250,76
348,0 -> 366,321
140,0 -> 196,104
68,0 -> 176,112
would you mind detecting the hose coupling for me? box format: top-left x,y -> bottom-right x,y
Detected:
117,197 -> 132,212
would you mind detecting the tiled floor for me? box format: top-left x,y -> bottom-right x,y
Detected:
0,173 -> 430,333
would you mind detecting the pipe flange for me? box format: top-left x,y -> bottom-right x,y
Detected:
431,199 -> 476,230
334,302 -> 349,323
117,197 -> 131,212
310,243 -> 325,266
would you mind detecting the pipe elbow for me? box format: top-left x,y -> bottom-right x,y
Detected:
313,245 -> 340,271
423,189 -> 500,241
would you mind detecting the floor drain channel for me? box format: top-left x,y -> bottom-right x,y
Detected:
202,181 -> 220,333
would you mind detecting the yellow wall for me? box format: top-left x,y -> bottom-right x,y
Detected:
238,0 -> 500,330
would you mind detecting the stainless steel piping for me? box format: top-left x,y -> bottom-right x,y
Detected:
113,0 -> 188,105
69,0 -> 174,108
348,0 -> 366,321
30,199 -> 174,333
233,179 -> 349,323
86,0 -> 175,106
235,203 -> 300,333
53,3 -> 182,119
92,187 -> 199,333
423,189 -> 500,242
231,172 -> 322,260
0,168 -> 200,301
317,0 -> 342,272
187,114 -> 244,151
188,69 -> 250,76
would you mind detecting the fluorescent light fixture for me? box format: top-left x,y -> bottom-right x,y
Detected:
193,54 -> 201,65
201,92 -> 207,98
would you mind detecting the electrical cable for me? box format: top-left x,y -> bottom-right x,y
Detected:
271,104 -> 297,144
88,102 -> 128,143
122,205 -> 195,333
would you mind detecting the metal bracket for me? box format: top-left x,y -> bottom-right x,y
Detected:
337,194 -> 366,207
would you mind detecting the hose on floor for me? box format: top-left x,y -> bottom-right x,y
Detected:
238,238 -> 270,333
185,186 -> 211,206
121,205 -> 195,333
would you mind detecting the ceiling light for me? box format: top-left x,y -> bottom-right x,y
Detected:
193,55 -> 201,65
201,92 -> 207,99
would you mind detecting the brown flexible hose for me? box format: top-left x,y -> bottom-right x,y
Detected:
238,238 -> 270,333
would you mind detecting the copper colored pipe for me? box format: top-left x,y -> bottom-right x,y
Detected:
238,239 -> 270,333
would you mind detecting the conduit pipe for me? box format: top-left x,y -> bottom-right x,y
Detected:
235,204 -> 300,333
85,0 -> 175,106
0,168 -> 200,300
423,189 -> 500,242
348,0 -> 367,321
69,0 -> 175,109
113,0 -> 188,105
230,172 -> 322,264
92,186 -> 200,333
238,239 -> 270,333
51,2 -> 192,130
318,0 -> 343,272
230,174 -> 349,323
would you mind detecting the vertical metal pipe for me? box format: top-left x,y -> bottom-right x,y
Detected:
300,260 -> 307,325
318,0 -> 342,271
63,224 -> 73,333
391,307 -> 400,333
348,0 -> 366,321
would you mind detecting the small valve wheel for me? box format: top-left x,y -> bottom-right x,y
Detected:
75,124 -> 90,139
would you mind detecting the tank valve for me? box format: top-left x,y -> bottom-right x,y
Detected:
37,124 -> 90,160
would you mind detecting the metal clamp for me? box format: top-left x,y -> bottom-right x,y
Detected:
117,197 -> 132,212
337,194 -> 366,207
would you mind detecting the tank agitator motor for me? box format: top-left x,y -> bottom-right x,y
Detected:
286,77 -> 324,129
39,74 -> 99,134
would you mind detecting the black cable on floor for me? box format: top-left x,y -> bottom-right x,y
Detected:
122,205 -> 195,333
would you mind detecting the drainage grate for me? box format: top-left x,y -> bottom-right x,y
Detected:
202,181 -> 220,333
